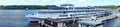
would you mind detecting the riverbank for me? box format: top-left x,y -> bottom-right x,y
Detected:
0,5 -> 49,9
95,5 -> 120,9
0,5 -> 120,10
0,5 -> 94,10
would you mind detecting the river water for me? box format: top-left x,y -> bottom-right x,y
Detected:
0,9 -> 119,27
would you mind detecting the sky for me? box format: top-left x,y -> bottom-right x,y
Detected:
0,0 -> 120,7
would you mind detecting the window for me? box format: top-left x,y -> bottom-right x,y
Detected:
71,14 -> 87,16
47,26 -> 49,27
51,22 -> 53,25
59,15 -> 68,17
81,24 -> 87,27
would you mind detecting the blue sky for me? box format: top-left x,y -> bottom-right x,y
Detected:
0,0 -> 120,7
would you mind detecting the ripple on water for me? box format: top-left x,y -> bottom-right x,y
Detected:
0,10 -> 30,27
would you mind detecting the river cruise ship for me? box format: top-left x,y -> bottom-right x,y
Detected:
26,4 -> 118,27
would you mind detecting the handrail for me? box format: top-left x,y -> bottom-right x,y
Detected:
60,14 -> 116,22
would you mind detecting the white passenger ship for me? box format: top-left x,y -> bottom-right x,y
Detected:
26,4 -> 117,27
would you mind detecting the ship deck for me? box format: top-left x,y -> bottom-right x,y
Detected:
26,11 -> 107,19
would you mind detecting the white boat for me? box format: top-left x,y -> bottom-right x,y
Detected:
25,4 -> 117,27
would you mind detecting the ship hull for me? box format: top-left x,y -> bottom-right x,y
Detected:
27,17 -> 44,24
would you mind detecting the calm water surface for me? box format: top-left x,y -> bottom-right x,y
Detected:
0,10 -> 40,27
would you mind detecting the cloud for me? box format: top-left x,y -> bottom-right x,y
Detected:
115,0 -> 120,1
41,0 -> 51,2
28,0 -> 39,2
0,0 -> 120,7
55,0 -> 67,3
78,0 -> 86,2
0,0 -> 18,5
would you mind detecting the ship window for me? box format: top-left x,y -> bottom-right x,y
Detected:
71,14 -> 87,16
81,24 -> 87,27
59,15 -> 68,17
39,11 -> 64,13
51,22 -> 53,25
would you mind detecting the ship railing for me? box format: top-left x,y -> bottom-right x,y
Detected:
61,15 -> 116,21
96,14 -> 117,22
